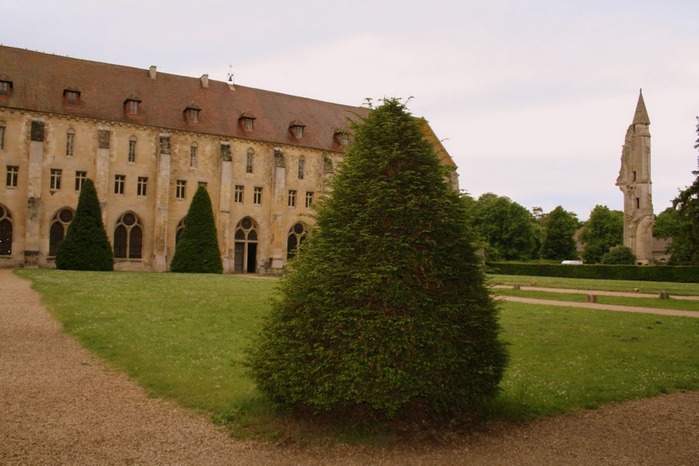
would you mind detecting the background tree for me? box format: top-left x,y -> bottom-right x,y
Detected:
601,245 -> 636,264
579,205 -> 623,264
248,99 -> 507,422
467,193 -> 537,261
170,186 -> 222,273
56,179 -> 113,271
540,206 -> 580,260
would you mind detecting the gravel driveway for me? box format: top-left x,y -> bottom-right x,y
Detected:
1,269 -> 698,465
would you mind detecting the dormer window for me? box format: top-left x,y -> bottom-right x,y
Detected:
289,120 -> 305,139
125,99 -> 141,115
335,131 -> 349,146
64,89 -> 80,107
0,80 -> 12,98
185,105 -> 200,123
239,112 -> 256,132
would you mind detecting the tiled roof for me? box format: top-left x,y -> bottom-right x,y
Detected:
0,45 -> 368,152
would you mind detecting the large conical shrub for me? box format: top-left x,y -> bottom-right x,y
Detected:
56,178 -> 113,271
170,185 -> 222,273
248,99 -> 507,422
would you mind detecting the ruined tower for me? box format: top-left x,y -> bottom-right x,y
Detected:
616,90 -> 655,264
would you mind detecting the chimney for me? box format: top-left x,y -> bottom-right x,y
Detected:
200,74 -> 209,88
149,65 -> 157,80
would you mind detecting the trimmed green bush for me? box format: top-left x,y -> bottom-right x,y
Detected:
601,245 -> 636,265
488,262 -> 699,283
248,99 -> 508,423
170,186 -> 222,274
56,179 -> 113,271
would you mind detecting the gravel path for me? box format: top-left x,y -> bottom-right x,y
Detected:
2,269 -> 698,465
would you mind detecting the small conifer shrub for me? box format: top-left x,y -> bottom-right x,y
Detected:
248,99 -> 508,423
56,179 -> 114,271
170,185 -> 222,274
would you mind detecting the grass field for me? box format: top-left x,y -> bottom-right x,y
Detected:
15,269 -> 699,439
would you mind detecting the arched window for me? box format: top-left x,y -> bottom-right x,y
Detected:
114,212 -> 143,259
175,216 -> 187,245
0,204 -> 12,256
48,208 -> 75,257
246,148 -> 254,174
234,217 -> 258,273
287,222 -> 307,260
190,142 -> 198,168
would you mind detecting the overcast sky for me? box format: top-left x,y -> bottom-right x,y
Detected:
4,0 -> 698,219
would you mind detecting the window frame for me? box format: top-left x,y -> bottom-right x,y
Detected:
253,186 -> 262,205
0,81 -> 13,98
6,165 -> 18,188
234,185 -> 244,204
114,174 -> 125,195
128,137 -> 137,163
137,176 -> 148,197
305,191 -> 314,208
66,131 -> 75,157
0,124 -> 5,150
74,170 -> 87,192
176,179 -> 187,200
50,168 -> 62,191
190,143 -> 198,168
288,189 -> 297,207
245,149 -> 254,174
64,90 -> 80,107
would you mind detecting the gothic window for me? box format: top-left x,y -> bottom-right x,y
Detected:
190,143 -> 198,168
128,137 -> 137,163
49,208 -> 74,257
66,130 -> 75,157
75,171 -> 87,192
234,217 -> 258,273
114,212 -> 143,259
246,148 -> 254,173
0,204 -> 12,256
287,222 -> 307,260
175,217 -> 187,245
298,157 -> 305,179
6,166 -> 18,188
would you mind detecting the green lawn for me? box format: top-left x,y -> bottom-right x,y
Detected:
16,269 -> 699,438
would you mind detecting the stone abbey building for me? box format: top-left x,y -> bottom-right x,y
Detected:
0,46 -> 455,273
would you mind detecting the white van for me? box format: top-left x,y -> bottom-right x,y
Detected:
561,260 -> 583,265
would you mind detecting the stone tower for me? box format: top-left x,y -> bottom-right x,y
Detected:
616,90 -> 655,264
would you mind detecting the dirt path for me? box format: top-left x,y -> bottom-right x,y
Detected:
2,269 -> 698,465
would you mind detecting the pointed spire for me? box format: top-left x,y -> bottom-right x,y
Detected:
632,88 -> 650,125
